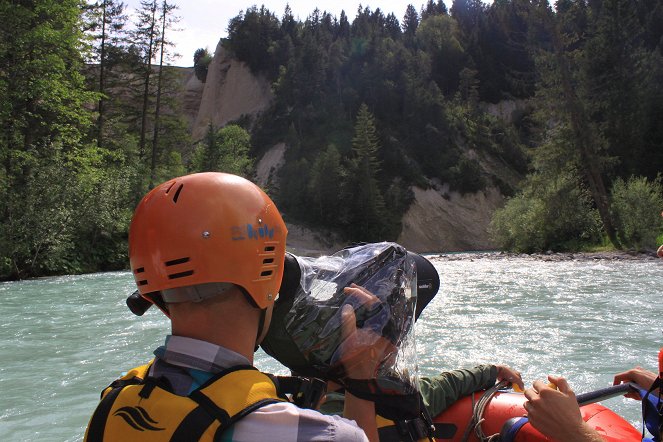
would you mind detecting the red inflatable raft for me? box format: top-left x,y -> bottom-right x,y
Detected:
431,389 -> 641,441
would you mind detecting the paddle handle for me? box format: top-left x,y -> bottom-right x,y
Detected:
576,382 -> 638,406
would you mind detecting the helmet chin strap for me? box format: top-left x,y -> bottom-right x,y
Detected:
254,305 -> 273,351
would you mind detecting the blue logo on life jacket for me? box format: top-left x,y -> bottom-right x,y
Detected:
114,406 -> 165,432
231,223 -> 275,241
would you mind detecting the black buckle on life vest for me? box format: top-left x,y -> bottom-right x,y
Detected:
389,399 -> 436,442
392,415 -> 435,441
274,376 -> 327,409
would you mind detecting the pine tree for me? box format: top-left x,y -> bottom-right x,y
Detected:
402,4 -> 419,36
149,0 -> 179,188
84,0 -> 128,147
132,0 -> 159,160
529,1 -> 619,247
347,104 -> 387,241
421,0 -> 448,19
308,145 -> 347,226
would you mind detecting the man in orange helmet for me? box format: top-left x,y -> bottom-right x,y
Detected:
85,172 -> 382,441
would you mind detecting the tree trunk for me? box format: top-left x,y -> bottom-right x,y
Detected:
138,0 -> 157,160
548,14 -> 619,248
97,0 -> 107,148
149,1 -> 167,189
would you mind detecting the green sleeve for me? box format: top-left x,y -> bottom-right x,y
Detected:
419,364 -> 497,417
317,391 -> 346,415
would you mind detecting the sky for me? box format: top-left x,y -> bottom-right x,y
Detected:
122,0 -> 451,67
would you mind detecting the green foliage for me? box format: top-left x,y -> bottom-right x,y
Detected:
610,176 -> 663,251
490,171 -> 602,253
307,145 -> 348,227
449,156 -> 486,194
226,6 -> 282,78
416,15 -> 466,95
190,124 -> 254,178
193,48 -> 213,82
1,142 -> 134,278
345,104 -> 389,241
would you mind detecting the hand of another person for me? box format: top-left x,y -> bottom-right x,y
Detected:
613,366 -> 659,399
496,364 -> 525,391
523,375 -> 604,442
338,283 -> 392,442
338,284 -> 393,380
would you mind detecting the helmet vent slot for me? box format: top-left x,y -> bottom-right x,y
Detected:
165,181 -> 176,193
168,270 -> 194,280
260,270 -> 273,277
263,258 -> 274,264
172,184 -> 184,203
165,257 -> 190,266
137,280 -> 148,286
134,267 -> 145,274
264,246 -> 275,252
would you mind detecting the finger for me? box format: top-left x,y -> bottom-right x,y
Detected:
549,375 -> 572,395
523,387 -> 538,401
348,284 -> 380,305
514,376 -> 525,391
532,379 -> 549,392
612,368 -> 638,386
350,283 -> 384,303
624,392 -> 642,400
340,304 -> 357,342
522,400 -> 532,413
343,286 -> 376,306
506,370 -> 525,390
612,373 -> 627,386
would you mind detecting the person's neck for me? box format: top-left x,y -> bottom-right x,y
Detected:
173,321 -> 256,364
168,293 -> 260,363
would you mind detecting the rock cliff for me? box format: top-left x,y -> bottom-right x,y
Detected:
397,184 -> 502,252
192,41 -> 273,141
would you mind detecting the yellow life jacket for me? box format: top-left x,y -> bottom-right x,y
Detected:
84,362 -> 284,442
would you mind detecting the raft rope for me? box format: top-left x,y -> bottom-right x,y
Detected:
461,380 -> 510,442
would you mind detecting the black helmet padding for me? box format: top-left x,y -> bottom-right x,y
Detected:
410,252 -> 440,320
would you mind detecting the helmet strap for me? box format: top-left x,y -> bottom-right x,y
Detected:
161,282 -> 234,303
255,308 -> 267,352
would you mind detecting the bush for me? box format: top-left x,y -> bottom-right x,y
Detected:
193,48 -> 213,82
490,193 -> 547,252
610,175 -> 663,251
490,172 -> 602,252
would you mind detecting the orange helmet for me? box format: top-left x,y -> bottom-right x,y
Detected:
129,172 -> 287,311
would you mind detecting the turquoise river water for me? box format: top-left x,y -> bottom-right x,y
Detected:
0,254 -> 661,441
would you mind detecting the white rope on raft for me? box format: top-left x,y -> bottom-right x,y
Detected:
461,380 -> 511,442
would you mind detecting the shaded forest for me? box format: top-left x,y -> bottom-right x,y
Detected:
218,0 -> 663,252
1,0 -> 662,280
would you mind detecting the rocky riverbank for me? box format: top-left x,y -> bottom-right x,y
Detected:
428,250 -> 661,262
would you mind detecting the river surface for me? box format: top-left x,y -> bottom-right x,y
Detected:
0,254 -> 660,441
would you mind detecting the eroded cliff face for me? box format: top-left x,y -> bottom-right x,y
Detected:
192,41 -> 273,141
397,185 -> 503,253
